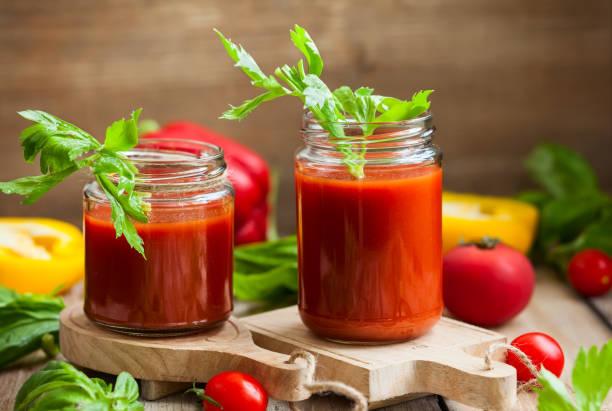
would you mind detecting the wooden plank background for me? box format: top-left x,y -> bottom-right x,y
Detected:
0,0 -> 610,234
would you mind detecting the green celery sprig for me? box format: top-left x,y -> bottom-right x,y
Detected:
536,339 -> 612,411
215,24 -> 433,178
0,110 -> 148,257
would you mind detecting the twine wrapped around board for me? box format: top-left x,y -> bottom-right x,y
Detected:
285,350 -> 368,411
483,342 -> 542,392
284,343 -> 541,410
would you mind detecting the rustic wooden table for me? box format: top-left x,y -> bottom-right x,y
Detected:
1,269 -> 610,410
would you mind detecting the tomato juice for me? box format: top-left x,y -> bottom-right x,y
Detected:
84,203 -> 233,334
296,163 -> 443,342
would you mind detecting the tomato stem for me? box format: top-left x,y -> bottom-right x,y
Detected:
459,236 -> 501,250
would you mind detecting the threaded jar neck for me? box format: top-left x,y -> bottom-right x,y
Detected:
300,111 -> 434,152
110,138 -> 227,191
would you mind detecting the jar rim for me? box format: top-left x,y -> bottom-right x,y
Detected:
302,110 -> 433,129
126,138 -> 224,165
105,138 -> 228,187
300,110 -> 434,151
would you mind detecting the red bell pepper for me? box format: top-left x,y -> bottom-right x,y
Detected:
142,121 -> 270,244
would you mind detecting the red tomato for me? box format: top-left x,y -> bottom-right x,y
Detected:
443,240 -> 535,326
506,332 -> 564,382
568,249 -> 612,297
203,371 -> 268,411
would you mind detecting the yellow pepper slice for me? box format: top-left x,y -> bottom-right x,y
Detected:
443,192 -> 539,255
0,218 -> 83,294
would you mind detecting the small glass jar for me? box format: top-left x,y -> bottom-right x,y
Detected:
295,112 -> 443,343
83,138 -> 234,336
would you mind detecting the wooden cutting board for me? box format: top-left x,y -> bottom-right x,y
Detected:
60,305 -> 517,410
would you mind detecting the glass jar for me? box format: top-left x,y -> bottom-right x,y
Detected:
295,112 -> 443,343
83,138 -> 234,336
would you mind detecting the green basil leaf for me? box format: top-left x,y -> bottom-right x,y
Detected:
0,287 -> 64,368
525,143 -> 599,198
15,361 -> 144,411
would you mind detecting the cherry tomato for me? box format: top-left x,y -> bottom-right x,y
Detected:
568,249 -> 612,297
506,332 -> 564,382
443,239 -> 535,326
203,371 -> 267,411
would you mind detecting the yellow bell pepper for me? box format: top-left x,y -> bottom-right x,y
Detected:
443,192 -> 538,255
0,218 -> 84,294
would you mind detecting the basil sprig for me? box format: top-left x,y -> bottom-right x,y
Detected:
0,286 -> 64,368
14,361 -> 143,411
518,143 -> 612,270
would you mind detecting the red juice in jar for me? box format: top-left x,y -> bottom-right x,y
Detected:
83,139 -> 234,335
295,114 -> 443,343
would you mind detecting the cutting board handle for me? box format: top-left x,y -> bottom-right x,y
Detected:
413,349 -> 517,410
216,345 -> 313,401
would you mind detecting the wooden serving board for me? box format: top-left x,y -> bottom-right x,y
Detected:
60,305 -> 517,410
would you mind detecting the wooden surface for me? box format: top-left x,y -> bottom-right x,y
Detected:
59,308 -> 310,402
1,269 -> 611,410
244,307 -> 515,409
0,1 -> 610,235
59,305 -> 516,410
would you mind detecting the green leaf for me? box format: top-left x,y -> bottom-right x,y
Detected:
96,175 -> 146,257
525,143 -> 599,199
536,368 -> 577,411
233,235 -> 298,303
535,340 -> 612,411
0,286 -> 64,369
234,266 -> 298,302
572,340 -> 612,411
548,209 -> 612,274
373,90 -> 433,123
221,90 -> 286,121
290,24 -> 323,76
112,372 -> 140,403
302,74 -> 336,113
103,109 -> 142,152
333,86 -> 358,116
14,361 -> 144,411
516,190 -> 553,209
214,29 -> 281,89
216,25 -> 433,178
538,194 -> 611,251
93,154 -> 148,223
355,87 -> 374,97
38,136 -> 96,174
3,109 -> 149,258
17,110 -> 101,170
0,166 -> 78,204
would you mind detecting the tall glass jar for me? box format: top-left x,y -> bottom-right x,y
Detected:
295,113 -> 443,343
83,138 -> 234,336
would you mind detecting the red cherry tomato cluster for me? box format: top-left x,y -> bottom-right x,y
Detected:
568,249 -> 612,297
143,122 -> 270,245
443,239 -> 535,326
